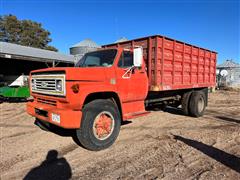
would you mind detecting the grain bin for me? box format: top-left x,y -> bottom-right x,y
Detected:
70,39 -> 101,58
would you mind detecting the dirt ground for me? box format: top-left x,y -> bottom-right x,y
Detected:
0,90 -> 239,180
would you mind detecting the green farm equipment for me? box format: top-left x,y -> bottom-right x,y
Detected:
0,75 -> 30,102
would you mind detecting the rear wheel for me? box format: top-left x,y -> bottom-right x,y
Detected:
75,99 -> 121,151
181,91 -> 192,115
189,91 -> 206,117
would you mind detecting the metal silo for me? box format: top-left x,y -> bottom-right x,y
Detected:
217,60 -> 240,88
70,39 -> 101,63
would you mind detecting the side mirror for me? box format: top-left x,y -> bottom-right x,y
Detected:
133,47 -> 143,67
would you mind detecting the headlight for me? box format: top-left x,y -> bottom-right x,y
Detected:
31,79 -> 36,90
56,80 -> 63,91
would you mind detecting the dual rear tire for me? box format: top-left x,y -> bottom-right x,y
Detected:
181,90 -> 207,117
189,91 -> 207,117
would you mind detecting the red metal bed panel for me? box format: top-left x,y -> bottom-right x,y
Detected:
103,35 -> 217,91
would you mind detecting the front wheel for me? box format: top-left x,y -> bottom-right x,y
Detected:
75,99 -> 121,151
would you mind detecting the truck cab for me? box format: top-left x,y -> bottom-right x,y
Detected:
27,47 -> 148,150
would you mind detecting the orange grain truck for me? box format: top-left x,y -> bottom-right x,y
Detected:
27,35 -> 217,150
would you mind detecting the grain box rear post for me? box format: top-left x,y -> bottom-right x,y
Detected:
103,35 -> 217,91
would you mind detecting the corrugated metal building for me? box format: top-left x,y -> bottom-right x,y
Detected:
217,59 -> 240,87
0,42 -> 75,85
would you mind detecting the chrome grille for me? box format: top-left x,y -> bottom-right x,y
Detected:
31,74 -> 66,96
35,79 -> 56,91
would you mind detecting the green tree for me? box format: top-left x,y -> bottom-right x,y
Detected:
0,14 -> 58,51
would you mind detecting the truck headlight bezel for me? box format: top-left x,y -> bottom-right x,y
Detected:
31,79 -> 37,90
56,79 -> 63,92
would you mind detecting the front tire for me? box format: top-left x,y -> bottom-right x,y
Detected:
76,99 -> 121,151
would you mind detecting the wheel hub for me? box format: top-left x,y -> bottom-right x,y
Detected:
93,112 -> 114,140
198,96 -> 205,113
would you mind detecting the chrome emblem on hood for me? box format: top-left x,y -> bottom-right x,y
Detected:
41,82 -> 48,88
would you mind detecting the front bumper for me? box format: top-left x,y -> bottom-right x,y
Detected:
26,101 -> 82,129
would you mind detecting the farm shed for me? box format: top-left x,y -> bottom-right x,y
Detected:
217,59 -> 240,88
0,42 -> 75,86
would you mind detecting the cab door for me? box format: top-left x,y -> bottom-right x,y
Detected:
115,50 -> 148,103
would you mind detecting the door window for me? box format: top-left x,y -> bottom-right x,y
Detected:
118,51 -> 133,68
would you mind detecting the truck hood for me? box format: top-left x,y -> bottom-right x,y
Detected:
31,67 -> 107,82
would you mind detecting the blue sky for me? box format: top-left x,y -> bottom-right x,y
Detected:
1,0 -> 239,64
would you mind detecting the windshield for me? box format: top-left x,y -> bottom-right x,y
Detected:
76,49 -> 117,67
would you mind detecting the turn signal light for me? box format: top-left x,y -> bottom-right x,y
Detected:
71,84 -> 79,93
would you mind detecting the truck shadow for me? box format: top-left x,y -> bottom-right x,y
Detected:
23,150 -> 72,180
173,135 -> 240,174
121,120 -> 132,126
50,127 -> 74,137
162,107 -> 184,115
45,120 -> 133,148
147,105 -> 184,116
